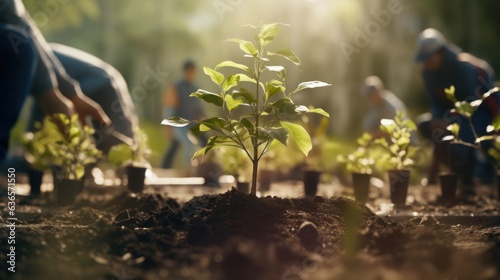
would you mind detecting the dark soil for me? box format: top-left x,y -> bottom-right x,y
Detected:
1,188 -> 499,280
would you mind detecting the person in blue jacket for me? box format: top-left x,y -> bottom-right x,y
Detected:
162,61 -> 205,170
0,0 -> 110,165
415,28 -> 498,194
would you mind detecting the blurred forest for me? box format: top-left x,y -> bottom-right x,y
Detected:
16,0 -> 500,164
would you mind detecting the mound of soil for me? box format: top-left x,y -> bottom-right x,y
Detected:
1,188 -> 499,280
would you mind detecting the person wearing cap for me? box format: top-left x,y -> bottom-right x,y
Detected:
162,60 -> 205,170
363,76 -> 407,138
414,28 -> 498,192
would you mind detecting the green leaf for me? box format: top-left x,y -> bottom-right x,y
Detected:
223,75 -> 240,92
265,80 -> 285,100
227,38 -> 259,57
233,88 -> 257,104
240,118 -> 255,134
307,108 -> 330,118
74,165 -> 85,180
269,48 -> 301,68
215,60 -> 252,74
290,81 -> 331,96
280,121 -> 312,156
225,95 -> 244,111
107,143 -> 134,166
442,135 -> 455,142
199,118 -> 234,137
258,23 -> 282,46
200,124 -> 211,132
487,116 -> 500,133
266,127 -> 289,146
234,73 -> 256,83
447,123 -> 460,137
265,66 -> 286,81
405,119 -> 417,131
190,89 -> 223,107
444,86 -> 456,103
161,117 -> 191,127
203,67 -> 225,85
475,135 -> 496,144
192,147 -> 207,159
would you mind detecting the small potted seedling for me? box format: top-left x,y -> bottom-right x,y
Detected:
443,86 -> 500,198
24,114 -> 101,205
22,121 -> 56,195
258,149 -> 277,192
302,117 -> 329,196
376,111 -> 418,206
161,23 -> 331,195
215,147 -> 252,193
338,133 -> 375,203
107,129 -> 151,193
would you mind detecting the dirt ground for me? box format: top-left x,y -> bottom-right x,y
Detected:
1,181 -> 500,280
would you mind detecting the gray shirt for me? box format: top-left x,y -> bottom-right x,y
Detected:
363,90 -> 406,132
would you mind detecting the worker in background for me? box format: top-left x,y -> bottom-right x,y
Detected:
363,75 -> 407,139
415,28 -> 498,194
162,60 -> 205,171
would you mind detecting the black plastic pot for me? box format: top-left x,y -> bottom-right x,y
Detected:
236,182 -> 250,194
352,173 -> 371,203
439,172 -> 458,202
56,179 -> 81,206
259,169 -> 275,192
127,166 -> 147,193
28,169 -> 43,195
388,170 -> 411,206
303,170 -> 321,197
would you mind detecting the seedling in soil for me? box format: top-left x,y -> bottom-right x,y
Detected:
338,133 -> 375,175
107,129 -> 152,193
375,111 -> 418,205
161,23 -> 331,195
23,114 -> 101,180
375,111 -> 418,171
23,114 -> 101,205
338,133 -> 376,203
215,147 -> 252,183
107,128 -> 151,168
443,86 -> 500,171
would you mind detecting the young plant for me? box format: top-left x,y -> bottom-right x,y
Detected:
214,147 -> 252,182
161,23 -> 331,195
443,86 -> 500,170
304,116 -> 329,171
23,114 -> 101,180
375,111 -> 418,170
338,133 -> 375,174
107,128 -> 151,167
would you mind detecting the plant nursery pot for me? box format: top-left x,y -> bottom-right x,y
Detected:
439,172 -> 458,202
388,169 -> 411,206
303,170 -> 321,197
259,169 -> 275,192
56,179 -> 81,206
28,168 -> 43,195
352,173 -> 371,203
236,182 -> 250,194
127,166 -> 147,193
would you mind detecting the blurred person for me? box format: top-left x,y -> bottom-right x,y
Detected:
29,43 -> 138,153
414,28 -> 499,192
0,0 -> 110,165
162,60 -> 205,169
363,76 -> 407,138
